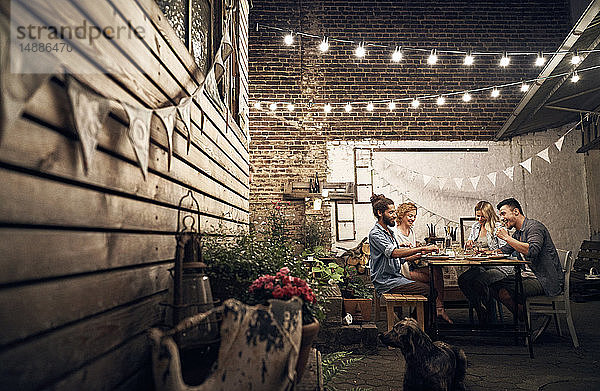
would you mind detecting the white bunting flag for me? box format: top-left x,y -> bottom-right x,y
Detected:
423,174 -> 433,187
177,97 -> 192,153
437,177 -> 447,190
220,19 -> 234,60
67,78 -> 110,174
520,157 -> 532,174
503,166 -> 514,181
555,136 -> 565,152
537,148 -> 551,163
122,102 -> 152,179
213,47 -> 225,82
469,176 -> 481,190
454,177 -> 463,190
487,172 -> 497,186
155,106 -> 177,171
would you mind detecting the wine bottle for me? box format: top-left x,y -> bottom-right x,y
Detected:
314,172 -> 320,193
309,179 -> 314,193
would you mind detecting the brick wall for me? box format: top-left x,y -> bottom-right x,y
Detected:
248,0 -> 571,243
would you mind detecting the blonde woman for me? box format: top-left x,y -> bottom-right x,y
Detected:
458,201 -> 509,323
396,202 -> 453,324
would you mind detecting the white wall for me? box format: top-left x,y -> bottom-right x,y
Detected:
327,123 -> 590,257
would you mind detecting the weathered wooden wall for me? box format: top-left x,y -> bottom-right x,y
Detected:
0,0 -> 249,389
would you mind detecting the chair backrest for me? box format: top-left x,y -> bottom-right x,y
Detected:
556,249 -> 573,296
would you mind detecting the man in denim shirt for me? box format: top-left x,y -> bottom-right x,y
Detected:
368,194 -> 437,297
492,198 -> 564,340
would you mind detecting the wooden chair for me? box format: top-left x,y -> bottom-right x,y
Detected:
381,293 -> 428,331
525,249 -> 579,347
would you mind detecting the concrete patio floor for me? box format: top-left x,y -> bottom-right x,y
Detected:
326,301 -> 600,390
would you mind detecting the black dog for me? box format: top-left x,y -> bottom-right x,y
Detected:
379,318 -> 467,391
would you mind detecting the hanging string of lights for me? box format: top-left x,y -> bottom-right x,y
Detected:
257,23 -> 596,67
251,63 -> 600,113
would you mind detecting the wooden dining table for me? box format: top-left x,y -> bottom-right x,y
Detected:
423,254 -> 534,358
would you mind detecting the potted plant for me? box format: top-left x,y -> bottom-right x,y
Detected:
249,267 -> 320,382
339,266 -> 373,322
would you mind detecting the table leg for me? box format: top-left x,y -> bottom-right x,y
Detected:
386,302 -> 394,332
416,302 -> 425,331
428,264 -> 438,339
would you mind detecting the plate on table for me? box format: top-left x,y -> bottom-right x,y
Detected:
485,255 -> 507,260
466,256 -> 489,261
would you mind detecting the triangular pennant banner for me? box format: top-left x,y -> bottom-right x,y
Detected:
487,172 -> 497,186
155,106 -> 177,171
122,102 -> 152,179
537,148 -> 551,163
437,177 -> 447,190
503,166 -> 514,181
220,19 -> 234,60
520,157 -> 532,174
454,177 -> 463,190
469,176 -> 480,190
554,136 -> 564,152
67,77 -> 110,174
423,174 -> 432,187
177,97 -> 192,153
213,47 -> 225,82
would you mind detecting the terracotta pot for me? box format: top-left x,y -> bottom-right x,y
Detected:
295,320 -> 320,382
343,298 -> 373,322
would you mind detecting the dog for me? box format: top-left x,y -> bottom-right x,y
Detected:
379,318 -> 467,391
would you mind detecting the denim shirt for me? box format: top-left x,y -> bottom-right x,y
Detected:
499,217 -> 564,296
368,223 -> 413,295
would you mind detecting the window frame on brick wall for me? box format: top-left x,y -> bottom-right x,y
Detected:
354,148 -> 373,204
335,200 -> 356,241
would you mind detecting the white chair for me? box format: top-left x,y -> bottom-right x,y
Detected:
525,249 -> 579,347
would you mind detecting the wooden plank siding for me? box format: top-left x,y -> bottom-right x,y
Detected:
0,0 -> 249,389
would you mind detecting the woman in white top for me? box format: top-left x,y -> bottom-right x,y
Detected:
458,201 -> 509,323
396,202 -> 452,324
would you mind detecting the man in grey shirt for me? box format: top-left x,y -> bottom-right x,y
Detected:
492,198 -> 564,339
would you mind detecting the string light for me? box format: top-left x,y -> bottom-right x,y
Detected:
319,37 -> 329,52
284,32 -> 294,46
269,102 -> 277,111
324,103 -> 332,113
345,103 -> 352,112
287,103 -> 295,111
355,42 -> 366,58
427,49 -> 438,65
436,96 -> 446,105
388,100 -> 396,110
463,51 -> 474,66
535,52 -> 546,66
499,52 -> 510,67
462,92 -> 472,102
571,51 -> 581,64
366,102 -> 374,111
411,98 -> 420,108
571,72 -> 580,83
253,101 -> 261,109
520,83 -> 529,92
491,88 -> 500,98
392,46 -> 403,62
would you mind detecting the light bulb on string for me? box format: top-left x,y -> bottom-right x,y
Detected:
345,103 -> 352,112
392,46 -> 403,62
253,101 -> 261,110
284,32 -> 294,46
427,49 -> 438,65
571,51 -> 581,64
366,102 -> 374,112
462,92 -> 472,102
535,52 -> 545,66
319,37 -> 329,52
269,102 -> 277,111
287,103 -> 295,111
571,72 -> 580,83
411,98 -> 420,108
324,103 -> 332,113
463,51 -> 474,66
491,88 -> 500,98
355,42 -> 366,58
499,52 -> 510,67
388,100 -> 396,110
436,96 -> 446,106
520,83 -> 529,92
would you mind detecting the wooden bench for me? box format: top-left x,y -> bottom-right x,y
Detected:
381,293 -> 428,332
